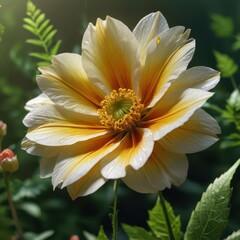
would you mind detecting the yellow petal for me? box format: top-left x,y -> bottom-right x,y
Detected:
100,128 -> 154,179
122,142 -> 188,193
38,53 -> 103,115
51,133 -> 123,188
142,88 -> 213,140
159,109 -> 221,153
82,16 -> 141,93
24,104 -> 106,146
67,162 -> 107,199
139,27 -> 193,108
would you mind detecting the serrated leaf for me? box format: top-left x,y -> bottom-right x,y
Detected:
36,13 -> 45,26
184,159 -> 240,240
30,52 -> 51,61
50,40 -> 62,55
44,29 -> 57,46
23,24 -> 37,35
210,14 -> 234,38
26,39 -> 44,47
97,226 -> 108,240
214,51 -> 238,78
122,224 -> 157,240
224,230 -> 240,240
147,197 -> 181,240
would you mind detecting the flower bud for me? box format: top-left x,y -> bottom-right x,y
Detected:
0,149 -> 19,173
0,121 -> 7,138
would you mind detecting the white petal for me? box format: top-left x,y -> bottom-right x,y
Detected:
123,142 -> 188,193
159,109 -> 221,153
169,66 -> 220,92
100,128 -> 154,179
133,11 -> 169,60
25,93 -> 53,112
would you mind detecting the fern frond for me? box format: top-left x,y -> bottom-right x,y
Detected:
23,0 -> 61,66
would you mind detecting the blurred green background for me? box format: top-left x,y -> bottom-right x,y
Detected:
0,0 -> 240,239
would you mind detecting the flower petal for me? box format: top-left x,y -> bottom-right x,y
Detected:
159,109 -> 221,153
142,88 -> 214,140
51,133 -> 122,188
24,104 -> 106,146
168,66 -> 220,92
37,53 -> 103,115
133,11 -> 169,60
25,93 -> 53,111
139,27 -> 193,107
123,142 -> 188,193
67,162 -> 107,199
82,16 -> 141,93
100,128 -> 154,179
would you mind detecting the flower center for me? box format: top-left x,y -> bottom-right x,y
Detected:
98,88 -> 144,131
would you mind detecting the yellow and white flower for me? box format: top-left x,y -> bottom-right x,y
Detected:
22,12 -> 220,199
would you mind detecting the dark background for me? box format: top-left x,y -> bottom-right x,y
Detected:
0,0 -> 240,239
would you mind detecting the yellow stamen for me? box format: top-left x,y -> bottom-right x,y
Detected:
98,88 -> 144,131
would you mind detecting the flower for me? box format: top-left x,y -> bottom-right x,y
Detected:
0,148 -> 19,173
0,121 -> 7,138
22,12 -> 220,199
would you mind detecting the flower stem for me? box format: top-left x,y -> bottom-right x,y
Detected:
159,192 -> 175,240
230,76 -> 239,92
3,173 -> 24,240
112,180 -> 119,240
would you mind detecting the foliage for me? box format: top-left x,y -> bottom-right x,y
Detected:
210,14 -> 234,38
23,0 -> 61,66
0,23 -> 4,42
185,159 -> 240,240
224,230 -> 240,240
123,197 -> 181,240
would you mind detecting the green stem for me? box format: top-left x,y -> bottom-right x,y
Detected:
230,76 -> 239,92
3,173 -> 24,240
159,192 -> 175,240
112,180 -> 119,240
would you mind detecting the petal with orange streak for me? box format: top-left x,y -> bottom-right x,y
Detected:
67,162 -> 107,199
82,16 -> 141,93
51,133 -> 123,189
133,11 -> 169,61
24,104 -> 106,146
159,109 -> 221,153
142,88 -> 214,140
122,142 -> 188,193
139,27 -> 193,107
37,53 -> 102,115
100,128 -> 154,179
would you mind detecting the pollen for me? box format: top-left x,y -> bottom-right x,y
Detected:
98,88 -> 144,131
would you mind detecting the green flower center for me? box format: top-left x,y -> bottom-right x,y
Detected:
98,88 -> 144,131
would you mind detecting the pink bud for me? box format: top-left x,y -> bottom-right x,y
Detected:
69,235 -> 80,240
0,149 -> 19,173
0,121 -> 7,138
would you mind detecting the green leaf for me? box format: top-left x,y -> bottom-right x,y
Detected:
232,33 -> 240,51
24,230 -> 54,240
0,24 -> 5,42
224,230 -> 240,240
29,52 -> 51,61
83,231 -> 97,240
44,29 -> 57,45
38,19 -> 50,33
50,40 -> 62,55
122,224 -> 157,240
42,25 -> 53,38
26,39 -> 44,47
184,159 -> 240,240
23,24 -> 37,35
27,0 -> 36,13
227,89 -> 240,111
210,14 -> 234,38
32,9 -> 41,21
147,198 -> 181,240
36,13 -> 45,26
214,51 -> 238,78
97,226 -> 108,240
23,17 -> 36,27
